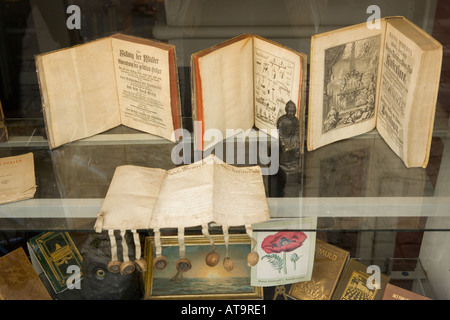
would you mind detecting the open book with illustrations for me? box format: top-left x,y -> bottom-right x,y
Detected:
191,34 -> 307,151
307,16 -> 442,168
36,34 -> 182,149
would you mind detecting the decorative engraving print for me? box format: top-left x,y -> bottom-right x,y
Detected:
322,35 -> 381,134
254,48 -> 296,127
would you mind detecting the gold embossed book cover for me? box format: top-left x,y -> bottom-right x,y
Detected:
332,258 -> 390,300
288,239 -> 349,300
28,231 -> 83,293
0,247 -> 51,300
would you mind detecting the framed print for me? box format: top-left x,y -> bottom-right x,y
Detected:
144,234 -> 263,300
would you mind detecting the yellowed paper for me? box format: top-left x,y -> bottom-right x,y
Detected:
95,154 -> 270,232
0,153 -> 36,204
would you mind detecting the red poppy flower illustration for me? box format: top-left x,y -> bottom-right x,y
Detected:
260,231 -> 307,274
261,231 -> 307,254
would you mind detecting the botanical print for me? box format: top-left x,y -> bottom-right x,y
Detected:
251,228 -> 314,287
322,35 -> 381,134
260,231 -> 307,275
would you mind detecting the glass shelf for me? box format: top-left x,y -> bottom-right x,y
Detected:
0,117 -> 449,232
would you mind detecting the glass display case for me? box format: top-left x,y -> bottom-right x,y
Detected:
0,0 -> 449,301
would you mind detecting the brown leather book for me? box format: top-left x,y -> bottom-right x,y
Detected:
382,283 -> 431,300
288,240 -> 349,300
0,248 -> 52,300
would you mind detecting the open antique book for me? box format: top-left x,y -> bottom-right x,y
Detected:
36,34 -> 181,149
307,16 -> 443,168
191,34 -> 307,151
94,154 -> 270,273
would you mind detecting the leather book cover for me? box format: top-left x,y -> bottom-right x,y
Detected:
332,258 -> 390,300
382,283 -> 431,300
28,231 -> 83,293
0,247 -> 51,300
288,239 -> 349,300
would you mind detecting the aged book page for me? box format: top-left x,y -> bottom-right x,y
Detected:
0,153 -> 36,204
212,161 -> 270,226
110,35 -> 178,142
95,155 -> 269,232
376,18 -> 442,168
36,38 -> 121,149
193,35 -> 254,147
36,35 -> 181,149
94,165 -> 166,232
192,34 -> 306,151
253,37 -> 303,132
308,21 -> 385,151
151,159 -> 214,229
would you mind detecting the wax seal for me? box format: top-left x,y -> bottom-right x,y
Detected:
120,261 -> 135,275
176,258 -> 192,272
134,258 -> 147,273
153,256 -> 168,270
107,260 -> 122,273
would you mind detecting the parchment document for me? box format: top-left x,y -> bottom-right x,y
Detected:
0,153 -> 36,204
95,154 -> 270,232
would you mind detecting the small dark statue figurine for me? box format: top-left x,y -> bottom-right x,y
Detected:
277,100 -> 300,172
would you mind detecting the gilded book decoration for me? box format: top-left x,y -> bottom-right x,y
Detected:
27,231 -> 83,293
288,240 -> 349,300
332,258 -> 390,300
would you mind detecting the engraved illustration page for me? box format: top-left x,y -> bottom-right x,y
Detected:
95,165 -> 166,232
253,37 -> 302,133
194,36 -> 254,146
36,38 -> 121,149
150,158 -> 215,229
0,153 -> 36,204
212,162 -> 270,226
111,36 -> 175,142
308,22 -> 385,151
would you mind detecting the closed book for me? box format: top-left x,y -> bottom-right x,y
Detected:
27,231 -> 83,293
332,258 -> 390,300
0,247 -> 51,300
382,283 -> 431,300
288,239 -> 349,300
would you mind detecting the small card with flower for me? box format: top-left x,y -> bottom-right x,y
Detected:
250,218 -> 317,287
